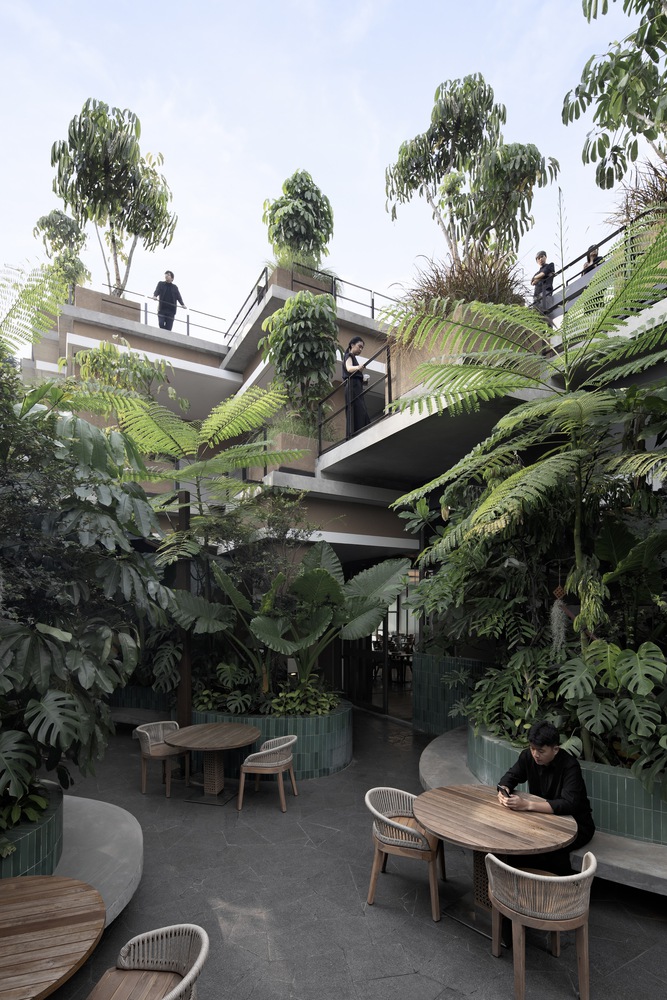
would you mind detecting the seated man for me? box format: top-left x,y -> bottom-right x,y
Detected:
497,720 -> 595,875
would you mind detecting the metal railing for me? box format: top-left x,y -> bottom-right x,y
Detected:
105,285 -> 229,345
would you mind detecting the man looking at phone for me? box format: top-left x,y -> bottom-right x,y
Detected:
497,720 -> 595,874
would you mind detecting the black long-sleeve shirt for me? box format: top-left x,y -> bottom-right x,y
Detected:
499,748 -> 595,846
153,281 -> 185,315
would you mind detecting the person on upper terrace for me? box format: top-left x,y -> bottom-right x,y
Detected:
152,271 -> 186,331
531,250 -> 555,315
582,244 -> 604,276
342,336 -> 371,437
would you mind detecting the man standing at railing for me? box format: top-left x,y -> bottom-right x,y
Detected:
531,251 -> 555,317
152,271 -> 186,331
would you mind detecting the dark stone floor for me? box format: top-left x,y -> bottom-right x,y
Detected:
55,711 -> 667,1000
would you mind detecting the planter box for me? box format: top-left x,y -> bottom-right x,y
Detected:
467,727 -> 667,845
0,781 -> 64,878
191,701 -> 353,780
412,654 -> 488,736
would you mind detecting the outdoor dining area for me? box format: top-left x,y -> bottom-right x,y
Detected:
2,717 -> 665,1000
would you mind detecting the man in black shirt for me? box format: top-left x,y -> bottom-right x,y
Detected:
153,270 -> 186,331
531,251 -> 555,316
497,720 -> 595,874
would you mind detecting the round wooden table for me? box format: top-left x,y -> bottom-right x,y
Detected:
413,785 -> 577,913
164,723 -> 260,797
0,875 -> 105,1000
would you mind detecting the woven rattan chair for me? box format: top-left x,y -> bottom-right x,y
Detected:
135,722 -> 190,799
365,786 -> 446,922
237,735 -> 298,813
86,923 -> 209,1000
485,852 -> 597,1000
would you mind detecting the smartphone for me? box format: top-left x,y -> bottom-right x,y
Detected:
496,784 -> 510,797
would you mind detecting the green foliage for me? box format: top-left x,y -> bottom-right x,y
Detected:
250,541 -> 409,684
0,786 -> 49,858
0,264 -> 67,355
259,291 -> 338,425
271,677 -> 340,717
386,74 -> 559,263
563,1 -> 667,188
405,251 -> 527,310
33,209 -> 90,287
193,661 -> 261,715
263,169 -> 334,270
51,99 -> 177,294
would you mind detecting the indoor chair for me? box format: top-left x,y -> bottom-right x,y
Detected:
86,923 -> 209,1000
364,786 -> 446,922
135,721 -> 190,799
485,851 -> 597,1000
237,735 -> 298,812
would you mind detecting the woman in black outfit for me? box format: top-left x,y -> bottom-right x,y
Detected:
342,336 -> 370,437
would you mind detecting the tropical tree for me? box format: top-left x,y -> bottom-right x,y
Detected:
51,99 -> 177,295
263,169 -> 334,271
382,210 -> 667,781
259,290 -> 339,429
385,74 -> 559,264
563,0 -> 667,188
33,209 -> 90,289
250,540 -> 409,688
0,371 -> 171,844
384,210 -> 667,647
0,264 -> 66,357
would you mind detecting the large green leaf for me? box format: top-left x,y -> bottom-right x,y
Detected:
343,558 -> 410,602
251,607 -> 333,654
291,569 -> 344,606
556,656 -> 597,700
170,592 -> 234,634
339,604 -> 388,641
574,695 -> 618,735
0,731 -> 39,799
24,691 -> 82,749
617,696 -> 661,738
615,643 -> 667,696
602,531 -> 667,585
301,541 -> 345,585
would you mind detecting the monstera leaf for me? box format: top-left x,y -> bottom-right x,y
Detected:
574,695 -> 618,736
615,643 -> 667,697
24,691 -> 82,749
0,731 -> 39,799
617,696 -> 661,739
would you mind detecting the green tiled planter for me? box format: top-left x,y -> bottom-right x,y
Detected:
412,654 -> 487,736
468,727 -> 667,845
190,701 -> 353,780
0,781 -> 64,878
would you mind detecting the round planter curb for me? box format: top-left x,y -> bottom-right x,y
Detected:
0,781 -> 64,879
191,701 -> 353,780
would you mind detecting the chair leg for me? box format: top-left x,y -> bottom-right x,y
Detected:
254,774 -> 261,792
512,921 -> 526,1000
277,772 -> 287,812
367,843 -> 384,905
237,772 -> 246,811
165,759 -> 172,798
550,930 -> 560,958
437,839 -> 446,881
427,857 -> 441,922
140,757 -> 147,794
576,923 -> 590,1000
184,752 -> 190,788
288,763 -> 298,797
491,905 -> 502,958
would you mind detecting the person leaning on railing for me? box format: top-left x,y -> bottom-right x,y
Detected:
342,336 -> 371,437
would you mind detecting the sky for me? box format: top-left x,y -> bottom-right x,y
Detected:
1,0 -> 645,342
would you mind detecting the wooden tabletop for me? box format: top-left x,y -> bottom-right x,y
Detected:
413,785 -> 577,856
163,722 -> 260,752
0,875 -> 106,1000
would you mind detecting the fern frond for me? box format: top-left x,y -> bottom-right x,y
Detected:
117,399 -> 199,459
200,386 -> 287,445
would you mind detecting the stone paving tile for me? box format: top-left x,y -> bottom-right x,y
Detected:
53,712 -> 667,1000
